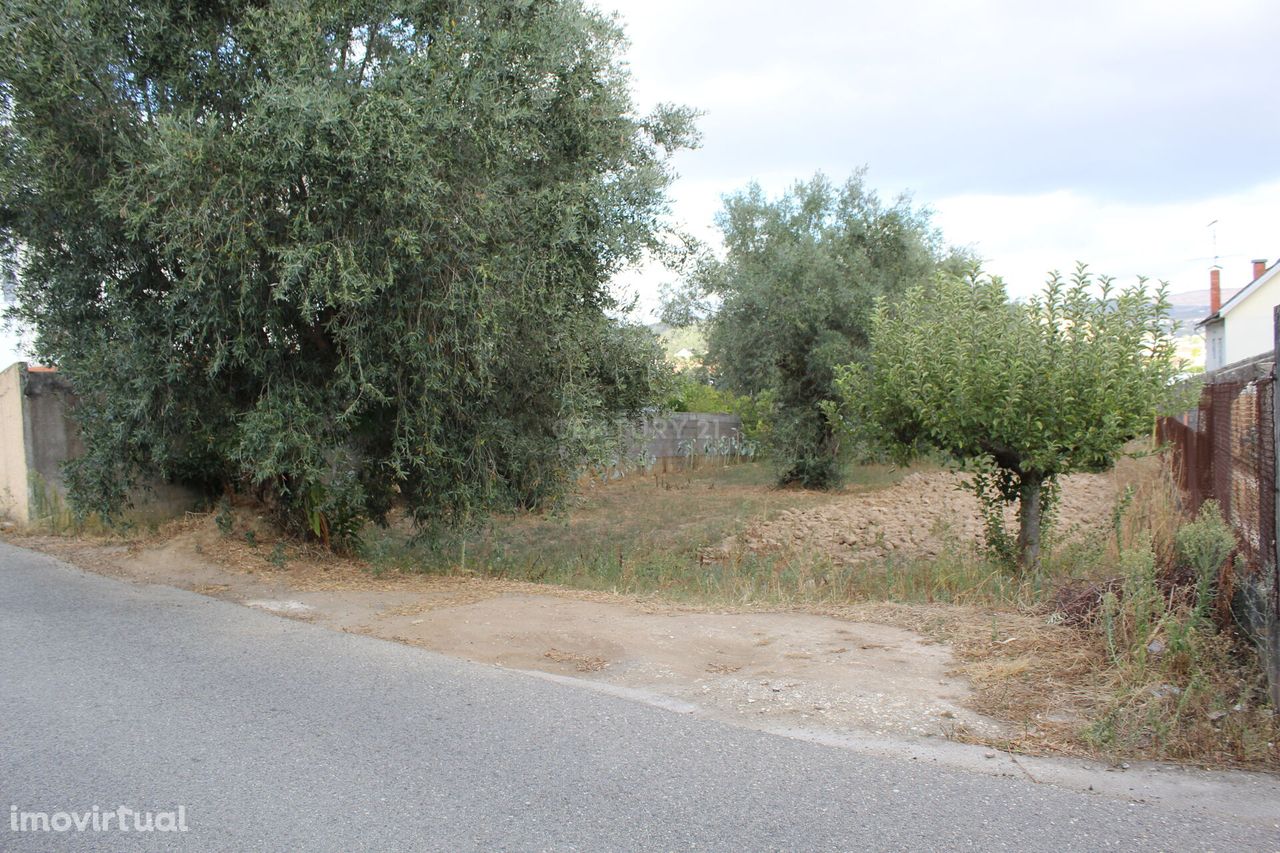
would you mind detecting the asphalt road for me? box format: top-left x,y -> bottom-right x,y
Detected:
1,541 -> 1276,852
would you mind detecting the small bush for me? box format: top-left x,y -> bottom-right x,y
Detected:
1083,524 -> 1276,762
1173,499 -> 1236,626
214,497 -> 235,535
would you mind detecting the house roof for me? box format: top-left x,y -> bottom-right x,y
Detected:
1199,259 -> 1279,326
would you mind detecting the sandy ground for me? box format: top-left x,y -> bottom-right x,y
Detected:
733,470 -> 1118,563
10,528 -> 1280,828
15,529 -> 1001,743
0,466 -> 1127,748
374,595 -> 995,740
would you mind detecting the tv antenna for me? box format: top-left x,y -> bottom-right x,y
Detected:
1207,219 -> 1219,266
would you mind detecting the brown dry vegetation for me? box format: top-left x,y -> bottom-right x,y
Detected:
732,470 -> 1118,564
392,451 -> 1275,768
8,451 -> 1278,769
836,599 -> 1277,767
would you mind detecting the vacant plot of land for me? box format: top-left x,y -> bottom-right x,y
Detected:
9,454 -> 1277,769
2,459 -> 1084,755
473,461 -> 921,559
14,523 -> 1000,743
733,470 -> 1119,565
358,460 -> 938,595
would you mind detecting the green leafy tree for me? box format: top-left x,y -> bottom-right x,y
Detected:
833,266 -> 1179,569
0,0 -> 695,545
667,172 -> 953,488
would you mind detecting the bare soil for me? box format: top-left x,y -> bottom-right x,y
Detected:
11,523 -> 1280,826
0,462 -> 1137,754
13,522 -> 1001,743
732,470 -> 1118,563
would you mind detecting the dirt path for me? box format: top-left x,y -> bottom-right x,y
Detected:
14,528 -> 1001,744
732,469 -> 1118,563
371,594 -> 996,740
11,528 -> 1280,828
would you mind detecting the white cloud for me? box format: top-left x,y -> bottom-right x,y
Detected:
600,0 -> 1280,318
609,0 -> 1278,198
623,179 -> 1280,320
932,181 -> 1280,299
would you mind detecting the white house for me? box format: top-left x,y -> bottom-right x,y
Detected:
1200,258 -> 1278,372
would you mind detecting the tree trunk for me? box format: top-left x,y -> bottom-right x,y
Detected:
1017,474 -> 1043,571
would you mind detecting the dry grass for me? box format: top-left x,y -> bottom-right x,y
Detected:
9,451 -> 1276,769
360,460 -> 934,592
866,454 -> 1278,768
816,596 -> 1278,767
362,450 -> 1276,769
543,648 -> 608,672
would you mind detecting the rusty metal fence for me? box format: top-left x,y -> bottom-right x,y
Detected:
1157,352 -> 1280,704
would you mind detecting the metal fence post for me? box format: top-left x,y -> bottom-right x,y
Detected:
1270,305 -> 1280,706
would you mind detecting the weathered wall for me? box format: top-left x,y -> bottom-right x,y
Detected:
0,363 -> 29,521
22,367 -> 85,513
640,412 -> 744,460
0,362 -> 202,523
1204,320 -> 1226,372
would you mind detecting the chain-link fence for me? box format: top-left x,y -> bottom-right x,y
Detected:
1158,355 -> 1280,704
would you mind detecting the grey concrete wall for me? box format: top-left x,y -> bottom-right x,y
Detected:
22,367 -> 85,513
588,412 -> 749,481
0,362 -> 201,524
639,412 -> 745,460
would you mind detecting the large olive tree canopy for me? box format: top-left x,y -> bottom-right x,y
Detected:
667,173 -> 950,489
0,0 -> 696,543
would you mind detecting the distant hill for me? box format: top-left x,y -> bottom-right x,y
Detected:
1167,288 -> 1240,335
649,323 -> 708,363
652,293 -> 1234,344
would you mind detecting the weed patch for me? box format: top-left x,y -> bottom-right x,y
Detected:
352,453 -> 1277,767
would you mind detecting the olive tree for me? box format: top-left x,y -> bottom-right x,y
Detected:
832,266 -> 1179,569
666,172 -> 950,488
0,0 -> 694,544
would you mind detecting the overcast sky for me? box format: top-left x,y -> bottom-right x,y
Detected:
602,0 -> 1280,315
4,1 -> 1278,364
